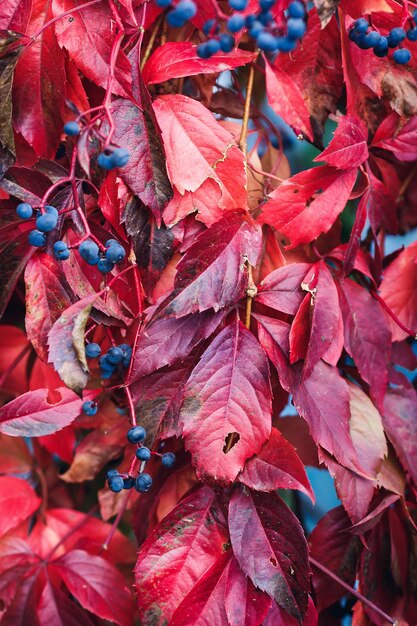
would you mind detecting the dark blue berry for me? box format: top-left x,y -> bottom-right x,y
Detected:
219,33 -> 234,52
108,475 -> 124,492
387,27 -> 406,47
249,21 -> 264,38
288,1 -> 305,18
135,473 -> 153,492
276,36 -> 297,51
98,258 -> 114,274
63,121 -> 80,136
393,48 -> 411,64
407,27 -> 417,42
109,148 -> 130,168
105,243 -> 126,263
354,18 -> 369,34
228,0 -> 248,9
100,368 -> 114,379
127,425 -> 146,444
373,36 -> 388,56
97,152 -> 114,170
85,343 -> 101,359
161,452 -> 176,468
227,14 -> 245,32
156,0 -> 172,6
105,238 -> 119,248
166,9 -> 186,27
36,212 -> 57,233
260,0 -> 275,9
257,31 -> 278,51
28,230 -> 46,247
348,28 -> 360,42
107,346 -> 124,365
82,401 -> 97,416
106,468 -> 119,479
258,10 -> 273,26
202,19 -> 218,35
206,38 -> 221,55
245,14 -> 257,28
287,17 -> 306,39
79,239 -> 99,265
197,43 -> 210,58
99,355 -> 117,372
45,205 -> 59,218
16,203 -> 33,219
119,344 -> 132,358
53,240 -> 70,260
361,31 -> 381,48
123,476 -> 135,489
136,447 -> 151,461
175,0 -> 196,19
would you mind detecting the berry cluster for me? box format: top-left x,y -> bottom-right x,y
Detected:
85,342 -> 132,379
197,0 -> 307,59
106,425 -> 176,494
64,120 -> 130,171
79,238 -> 126,273
349,17 -> 416,64
155,0 -> 197,27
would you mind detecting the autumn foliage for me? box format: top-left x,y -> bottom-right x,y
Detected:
0,0 -> 417,624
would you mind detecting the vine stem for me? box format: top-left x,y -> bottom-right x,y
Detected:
101,490 -> 133,551
43,505 -> 99,562
309,556 -> 398,625
245,261 -> 257,329
372,291 -> 417,339
238,62 -> 256,153
30,0 -> 102,43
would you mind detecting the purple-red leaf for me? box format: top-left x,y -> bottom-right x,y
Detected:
314,115 -> 368,169
383,386 -> 417,487
224,557 -> 272,626
0,477 -> 41,537
180,318 -> 272,483
256,263 -> 310,315
239,427 -> 314,501
229,486 -> 309,622
0,387 -> 84,436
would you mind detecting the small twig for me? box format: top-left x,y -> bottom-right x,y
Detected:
44,505 -> 99,562
125,385 -> 137,427
140,14 -> 163,70
372,290 -> 417,339
245,261 -> 257,329
101,490 -> 133,551
239,63 -> 256,153
310,556 -> 398,625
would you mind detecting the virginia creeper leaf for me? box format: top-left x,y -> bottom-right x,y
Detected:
383,386 -> 417,487
256,263 -> 310,315
0,476 -> 41,536
180,318 -> 272,483
224,556 -> 272,626
0,31 -> 25,163
313,0 -> 340,28
229,486 -> 309,622
314,115 -> 368,169
37,582 -> 95,626
0,0 -> 33,31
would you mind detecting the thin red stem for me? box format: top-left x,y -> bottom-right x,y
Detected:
372,291 -> 417,339
125,386 -> 136,427
30,0 -> 101,43
0,343 -> 31,388
101,490 -> 132,551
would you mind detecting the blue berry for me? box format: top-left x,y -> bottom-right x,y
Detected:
258,10 -> 273,26
36,212 -> 57,233
387,27 -> 406,47
228,0 -> 248,9
287,17 -> 306,39
53,240 -> 70,260
202,19 -> 218,35
354,18 -> 369,34
407,27 -> 417,41
373,36 -> 388,56
16,203 -> 33,219
361,31 -> 381,48
205,38 -> 221,55
97,152 -> 114,170
393,48 -> 411,64
100,368 -> 114,379
166,9 -> 186,27
105,238 -> 119,247
109,148 -> 130,168
99,355 -> 117,372
45,205 -> 59,217
106,346 -> 124,365
136,447 -> 151,461
127,425 -> 146,444
245,14 -> 257,28
135,473 -> 153,493
227,14 -> 245,32
108,475 -> 124,493
106,469 -> 119,479
161,452 -> 176,468
175,0 -> 197,19
63,121 -> 80,136
260,0 -> 275,9
85,343 -> 101,359
82,401 -> 97,416
79,239 -> 99,265
156,0 -> 172,5
105,243 -> 126,263
123,477 -> 135,489
276,36 -> 297,51
249,21 -> 264,38
119,344 -> 132,358
98,258 -> 114,274
219,33 -> 234,52
28,230 -> 46,247
257,31 -> 278,51
288,1 -> 305,18
348,28 -> 360,42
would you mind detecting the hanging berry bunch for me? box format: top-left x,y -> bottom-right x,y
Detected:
348,11 -> 417,64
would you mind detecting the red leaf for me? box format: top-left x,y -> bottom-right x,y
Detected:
379,240 -> 417,341
153,211 -> 262,319
24,253 -> 74,362
37,581 -> 95,626
143,42 -> 257,85
0,433 -> 32,474
373,115 -> 417,162
314,115 -> 368,169
0,0 -> 33,31
52,0 -> 132,98
239,427 -> 314,502
48,293 -> 99,394
337,277 -> 391,410
256,263 -> 310,315
257,316 -> 360,473
224,556 -> 272,626
0,477 -> 41,537
13,1 -> 66,157
264,596 -> 318,626
128,310 -> 225,382
259,165 -> 357,248
51,549 -> 134,626
0,387 -> 83,436
135,486 -> 229,626
228,486 -> 309,622
265,60 -> 313,142
383,387 -> 417,487
180,318 -> 272,483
